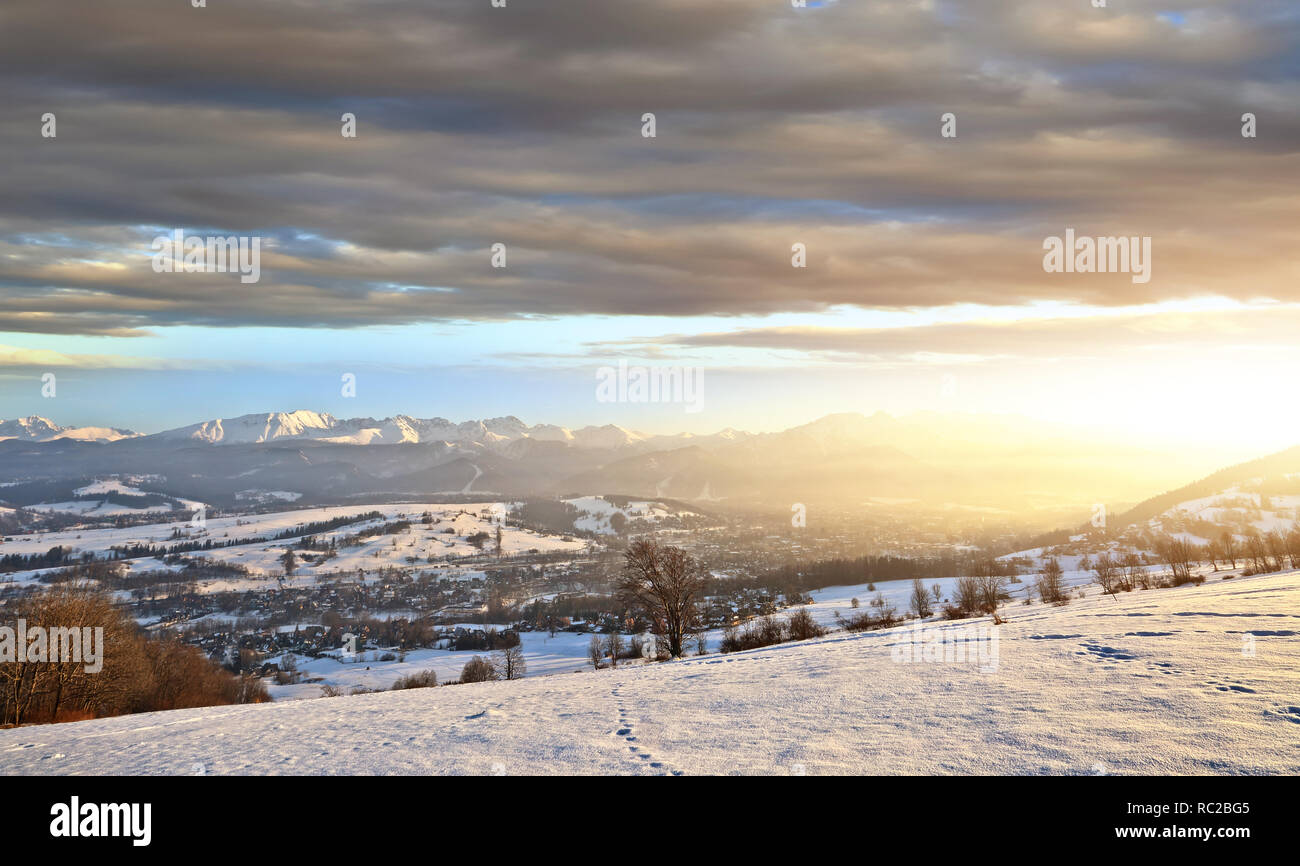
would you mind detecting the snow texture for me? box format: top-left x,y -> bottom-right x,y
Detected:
2,570 -> 1296,775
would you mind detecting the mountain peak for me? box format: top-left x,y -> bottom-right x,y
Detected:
147,412 -> 646,449
0,416 -> 138,443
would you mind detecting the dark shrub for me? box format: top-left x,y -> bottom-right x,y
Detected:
844,609 -> 902,632
392,670 -> 439,690
459,656 -> 497,683
720,616 -> 786,653
787,608 -> 827,642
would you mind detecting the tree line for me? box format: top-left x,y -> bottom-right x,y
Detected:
1,583 -> 269,727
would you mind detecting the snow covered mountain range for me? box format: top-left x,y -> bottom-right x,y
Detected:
147,410 -> 670,450
1,410 -> 1280,516
0,415 -> 139,444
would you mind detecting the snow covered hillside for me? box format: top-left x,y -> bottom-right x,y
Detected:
0,501 -> 585,589
565,496 -> 697,534
1150,487 -> 1300,542
4,570 -> 1296,775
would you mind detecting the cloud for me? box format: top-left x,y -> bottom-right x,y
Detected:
0,0 -> 1297,333
0,343 -> 179,369
632,304 -> 1300,362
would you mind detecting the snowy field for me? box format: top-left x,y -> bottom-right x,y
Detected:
800,567 -> 1095,628
1,502 -> 586,589
266,629 -> 600,700
4,569 -> 1296,775
564,496 -> 695,534
257,563 -> 1158,699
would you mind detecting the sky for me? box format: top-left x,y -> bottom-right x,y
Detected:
1,0 -> 1298,459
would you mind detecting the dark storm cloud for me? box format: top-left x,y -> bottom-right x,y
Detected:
1,0 -> 1298,334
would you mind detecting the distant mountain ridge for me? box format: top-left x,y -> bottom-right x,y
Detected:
0,410 -> 1259,517
0,415 -> 139,444
144,410 -> 672,450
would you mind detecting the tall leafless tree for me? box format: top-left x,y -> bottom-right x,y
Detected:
970,554 -> 1004,614
1219,531 -> 1239,570
1265,531 -> 1288,572
1243,531 -> 1269,573
1286,526 -> 1300,570
617,539 -> 704,659
1155,536 -> 1199,584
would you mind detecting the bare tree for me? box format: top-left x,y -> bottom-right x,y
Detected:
1204,537 -> 1221,572
1154,536 -> 1198,585
587,634 -> 604,670
603,630 -> 624,668
909,578 -> 933,618
617,539 -> 705,659
1124,552 -> 1150,590
1036,557 -> 1067,604
1092,552 -> 1120,597
694,632 -> 708,656
1243,531 -> 1269,573
1286,526 -> 1300,570
1219,531 -> 1238,570
495,643 -> 526,680
976,575 -> 1003,614
955,576 -> 982,615
1,582 -> 259,725
1265,531 -> 1288,572
970,554 -> 1004,614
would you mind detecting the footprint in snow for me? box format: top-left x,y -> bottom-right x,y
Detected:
1265,706 -> 1300,724
1207,680 -> 1257,694
1077,642 -> 1137,661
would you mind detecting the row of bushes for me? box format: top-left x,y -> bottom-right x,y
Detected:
720,609 -> 826,653
329,647 -> 526,697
